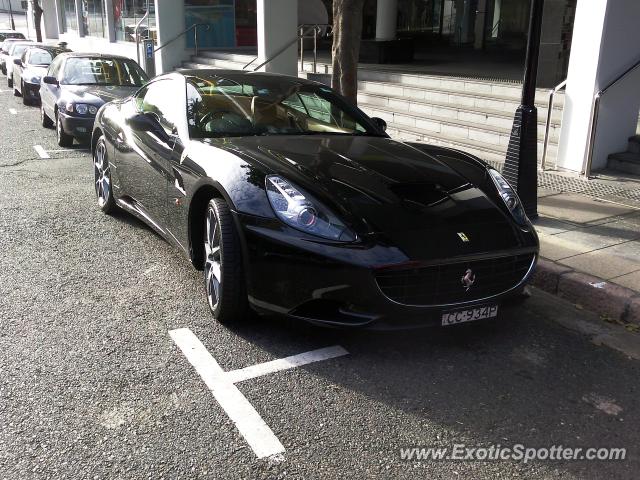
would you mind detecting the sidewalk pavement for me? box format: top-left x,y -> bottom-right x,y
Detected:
532,184 -> 640,328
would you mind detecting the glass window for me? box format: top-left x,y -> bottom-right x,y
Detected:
11,44 -> 30,58
114,0 -> 157,43
83,0 -> 107,38
63,0 -> 78,32
136,80 -> 181,132
61,57 -> 148,86
28,49 -> 54,66
397,0 -> 442,34
184,0 -> 235,48
185,75 -> 375,139
48,56 -> 64,78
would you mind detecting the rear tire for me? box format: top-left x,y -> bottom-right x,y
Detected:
203,198 -> 248,325
41,104 -> 53,128
13,84 -> 20,96
56,113 -> 74,148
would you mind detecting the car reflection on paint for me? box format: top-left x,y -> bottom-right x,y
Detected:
90,69 -> 539,329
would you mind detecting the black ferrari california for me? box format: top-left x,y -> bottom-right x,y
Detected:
91,70 -> 538,329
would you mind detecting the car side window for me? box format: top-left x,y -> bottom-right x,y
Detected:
135,79 -> 181,134
48,57 -> 63,78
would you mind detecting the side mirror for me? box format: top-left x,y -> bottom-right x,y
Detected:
126,112 -> 167,135
43,76 -> 59,86
13,58 -> 21,66
371,117 -> 387,132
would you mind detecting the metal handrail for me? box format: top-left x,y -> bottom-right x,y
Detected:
244,23 -> 331,73
491,19 -> 501,37
583,58 -> 640,177
134,10 -> 149,65
154,23 -> 211,57
540,78 -> 566,171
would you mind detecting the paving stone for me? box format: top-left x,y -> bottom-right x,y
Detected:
533,216 -> 579,236
611,270 -> 640,293
539,235 -> 582,261
538,193 -> 635,224
552,224 -> 639,251
558,241 -> 640,281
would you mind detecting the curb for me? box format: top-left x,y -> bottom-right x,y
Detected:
532,258 -> 640,327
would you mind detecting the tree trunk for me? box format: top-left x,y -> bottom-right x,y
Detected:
33,1 -> 43,43
331,0 -> 365,104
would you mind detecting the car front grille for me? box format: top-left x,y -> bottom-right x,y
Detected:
375,253 -> 536,306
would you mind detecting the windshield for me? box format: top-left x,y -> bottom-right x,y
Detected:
61,57 -> 148,86
186,76 -> 382,139
8,43 -> 30,56
28,49 -> 58,66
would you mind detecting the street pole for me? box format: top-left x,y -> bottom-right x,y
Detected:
502,0 -> 544,219
8,0 -> 15,30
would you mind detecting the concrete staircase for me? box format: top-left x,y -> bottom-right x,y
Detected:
607,136 -> 640,175
183,51 -> 564,166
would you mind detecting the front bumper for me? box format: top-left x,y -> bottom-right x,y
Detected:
22,81 -> 40,101
238,213 -> 539,330
58,111 -> 95,140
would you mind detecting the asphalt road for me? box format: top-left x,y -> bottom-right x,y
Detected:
0,85 -> 638,480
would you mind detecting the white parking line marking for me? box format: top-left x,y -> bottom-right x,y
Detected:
225,345 -> 349,384
169,328 -> 286,459
47,148 -> 90,153
34,145 -> 50,159
9,108 -> 17,114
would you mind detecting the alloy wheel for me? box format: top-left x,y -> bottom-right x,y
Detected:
93,141 -> 111,208
204,207 -> 222,312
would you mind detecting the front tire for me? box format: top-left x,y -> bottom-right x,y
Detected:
56,113 -> 74,147
41,104 -> 53,128
93,136 -> 116,214
21,82 -> 30,105
204,198 -> 248,324
7,75 -> 12,88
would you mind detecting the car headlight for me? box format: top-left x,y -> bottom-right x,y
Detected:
488,169 -> 528,225
67,103 -> 97,115
75,103 -> 88,114
266,175 -> 356,242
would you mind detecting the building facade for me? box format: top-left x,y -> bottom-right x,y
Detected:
34,0 -> 640,175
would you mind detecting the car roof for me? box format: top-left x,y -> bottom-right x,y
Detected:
2,38 -> 29,44
25,44 -> 69,53
177,68 -> 320,88
8,41 -> 37,51
57,52 -> 134,61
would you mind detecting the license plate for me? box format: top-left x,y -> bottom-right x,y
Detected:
441,305 -> 499,326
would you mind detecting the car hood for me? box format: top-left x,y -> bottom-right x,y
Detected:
215,135 -> 531,258
62,85 -> 139,105
24,65 -> 47,79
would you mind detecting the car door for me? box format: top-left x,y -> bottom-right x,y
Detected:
121,78 -> 182,228
14,50 -> 26,90
41,56 -> 63,119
